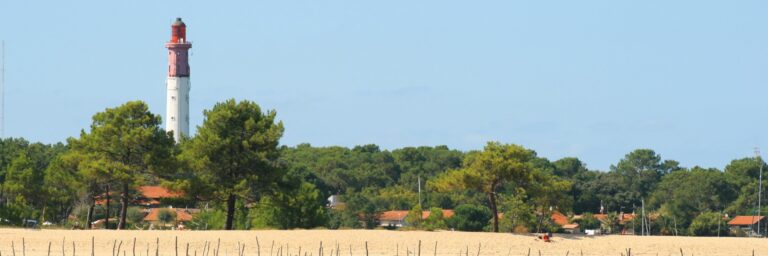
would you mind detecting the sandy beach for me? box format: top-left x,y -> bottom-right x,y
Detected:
0,229 -> 765,256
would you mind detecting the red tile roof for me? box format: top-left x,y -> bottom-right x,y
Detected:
94,186 -> 182,205
143,208 -> 193,222
423,209 -> 455,219
728,216 -> 765,226
551,211 -> 570,226
379,211 -> 409,221
138,186 -> 183,199
379,209 -> 455,221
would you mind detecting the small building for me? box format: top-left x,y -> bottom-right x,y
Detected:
379,210 -> 409,228
727,215 -> 765,236
551,211 -> 579,233
377,209 -> 455,228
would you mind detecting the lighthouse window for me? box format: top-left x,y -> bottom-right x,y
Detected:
171,116 -> 176,121
172,96 -> 176,101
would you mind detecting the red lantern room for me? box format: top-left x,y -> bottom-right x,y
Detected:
166,17 -> 191,77
170,18 -> 187,43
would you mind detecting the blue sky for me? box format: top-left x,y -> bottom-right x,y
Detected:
1,1 -> 767,170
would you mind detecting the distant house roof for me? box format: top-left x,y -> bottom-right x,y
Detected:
143,208 -> 193,222
423,209 -> 455,219
551,211 -> 570,226
95,186 -> 183,205
379,209 -> 455,222
138,186 -> 183,199
379,211 -> 409,222
728,216 -> 765,226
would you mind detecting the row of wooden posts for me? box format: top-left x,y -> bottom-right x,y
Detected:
0,238 -> 758,256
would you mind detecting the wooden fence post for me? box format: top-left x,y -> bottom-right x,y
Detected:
255,237 -> 261,256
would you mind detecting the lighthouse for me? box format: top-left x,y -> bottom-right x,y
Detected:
165,18 -> 191,142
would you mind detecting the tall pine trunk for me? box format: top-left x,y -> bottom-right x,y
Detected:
225,193 -> 236,230
86,190 -> 95,229
105,183 -> 110,229
117,183 -> 129,230
488,192 -> 499,232
86,204 -> 94,229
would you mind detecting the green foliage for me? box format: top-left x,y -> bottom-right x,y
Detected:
449,204 -> 491,231
498,195 -> 535,233
605,149 -> 678,209
576,213 -> 600,230
649,167 -> 736,231
250,182 -> 327,229
341,188 -> 383,229
326,208 -> 362,229
0,138 -> 32,184
68,101 -> 176,229
5,98 -> 768,236
376,186 -> 418,210
181,99 -> 284,230
688,211 -> 728,236
552,157 -> 588,178
601,212 -> 620,234
423,207 -> 447,231
188,209 -> 226,230
127,207 -> 145,228
393,146 -> 463,191
405,204 -> 423,229
431,142 -> 535,232
3,152 -> 43,219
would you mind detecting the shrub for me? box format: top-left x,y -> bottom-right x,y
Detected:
157,209 -> 176,226
126,207 -> 146,229
188,209 -> 226,230
449,204 -> 491,231
689,211 -> 727,236
405,204 -> 423,229
423,207 -> 447,231
576,213 -> 600,230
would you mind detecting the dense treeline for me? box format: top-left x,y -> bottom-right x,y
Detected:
0,100 -> 766,236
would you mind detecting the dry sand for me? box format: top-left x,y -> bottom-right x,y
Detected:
0,229 -> 765,256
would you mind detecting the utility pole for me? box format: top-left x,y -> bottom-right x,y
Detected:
718,210 -> 722,237
640,198 -> 648,236
417,175 -> 422,207
756,148 -> 764,236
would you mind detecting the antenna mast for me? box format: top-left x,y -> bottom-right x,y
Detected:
756,148 -> 764,236
1,40 -> 4,138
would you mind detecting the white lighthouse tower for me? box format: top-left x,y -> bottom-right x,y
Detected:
165,18 -> 191,142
